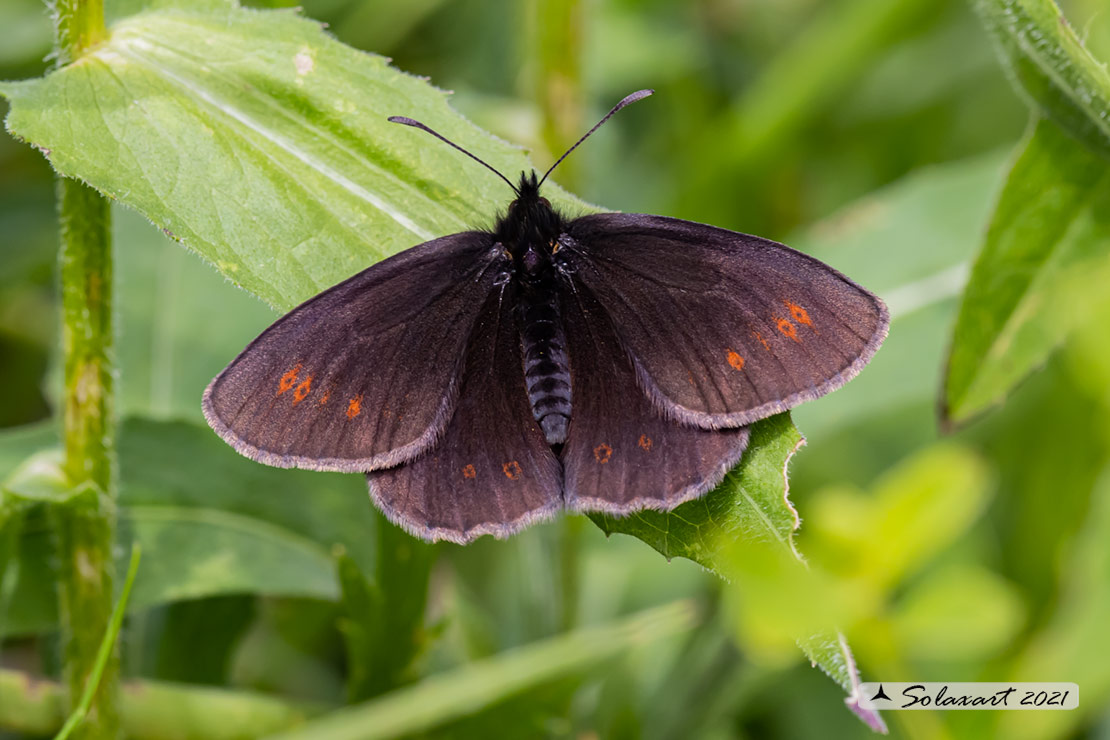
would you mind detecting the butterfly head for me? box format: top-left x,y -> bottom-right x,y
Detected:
388,90 -> 655,278
499,171 -> 562,276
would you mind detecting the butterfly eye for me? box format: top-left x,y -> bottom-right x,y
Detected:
539,197 -> 551,207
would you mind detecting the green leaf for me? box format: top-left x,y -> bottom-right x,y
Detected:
789,151 -> 1007,439
368,517 -> 434,688
115,418 -> 376,569
972,0 -> 1110,158
955,0 -> 1110,423
0,422 -> 57,481
3,417 -> 375,636
112,206 -> 278,422
785,444 -> 993,734
0,4 -> 588,312
335,527 -> 433,703
798,634 -> 886,735
264,601 -> 696,740
714,537 -> 886,733
943,119 -> 1110,423
143,596 -> 256,685
0,443 -> 69,636
8,503 -> 339,637
122,505 -> 338,605
2,448 -> 69,504
335,553 -> 380,703
591,415 -> 803,569
591,415 -> 884,732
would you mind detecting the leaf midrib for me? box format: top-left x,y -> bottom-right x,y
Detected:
105,16 -> 452,242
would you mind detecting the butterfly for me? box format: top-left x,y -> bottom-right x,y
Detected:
203,90 -> 889,544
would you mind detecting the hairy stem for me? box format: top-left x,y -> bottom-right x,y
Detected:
55,158 -> 119,740
52,0 -> 106,66
51,0 -> 117,734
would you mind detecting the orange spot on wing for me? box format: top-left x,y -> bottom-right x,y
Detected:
726,349 -> 745,371
638,435 -> 653,451
318,390 -> 331,406
753,331 -> 771,351
785,300 -> 813,327
775,317 -> 799,342
346,395 -> 363,419
292,376 -> 313,404
462,464 -> 477,479
277,364 -> 302,395
503,461 -> 522,480
594,443 -> 613,464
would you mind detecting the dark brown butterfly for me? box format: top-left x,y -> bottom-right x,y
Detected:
203,90 -> 888,544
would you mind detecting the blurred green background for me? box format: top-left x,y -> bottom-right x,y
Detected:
2,0 -> 1110,738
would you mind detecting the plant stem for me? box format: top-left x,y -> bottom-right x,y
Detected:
55,156 -> 120,740
55,545 -> 140,740
53,0 -> 106,66
532,0 -> 584,190
59,180 -> 114,492
530,0 -> 585,632
52,0 -> 117,735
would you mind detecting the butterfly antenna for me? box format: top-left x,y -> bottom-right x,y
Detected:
388,116 -> 519,194
538,89 -> 654,187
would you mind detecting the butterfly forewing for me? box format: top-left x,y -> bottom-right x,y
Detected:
561,214 -> 889,428
203,232 -> 504,472
367,288 -> 563,543
559,282 -> 750,513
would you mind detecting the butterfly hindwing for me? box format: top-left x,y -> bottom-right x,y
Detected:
561,213 -> 889,428
203,232 -> 505,472
559,283 -> 750,513
367,288 -> 563,544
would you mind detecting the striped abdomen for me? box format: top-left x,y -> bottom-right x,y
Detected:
519,278 -> 571,445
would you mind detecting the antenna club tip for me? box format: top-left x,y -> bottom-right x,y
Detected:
388,115 -> 414,125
